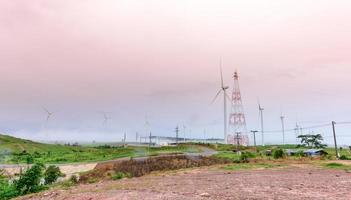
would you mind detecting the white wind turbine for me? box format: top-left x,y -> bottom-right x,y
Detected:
42,106 -> 54,124
211,60 -> 230,144
42,106 -> 56,140
101,112 -> 111,125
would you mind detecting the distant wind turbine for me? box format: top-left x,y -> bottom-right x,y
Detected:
101,112 -> 111,125
42,106 -> 54,123
211,59 -> 229,144
258,100 -> 264,146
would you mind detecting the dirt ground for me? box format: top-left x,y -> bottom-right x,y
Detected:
19,164 -> 351,200
1,163 -> 97,179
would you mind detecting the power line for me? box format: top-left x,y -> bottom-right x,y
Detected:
264,123 -> 331,134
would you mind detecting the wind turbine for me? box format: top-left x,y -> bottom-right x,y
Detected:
42,106 -> 54,123
102,112 -> 111,125
211,59 -> 229,144
258,100 -> 264,146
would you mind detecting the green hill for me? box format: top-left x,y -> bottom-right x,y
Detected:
0,134 -> 201,164
0,134 -> 71,154
0,134 -> 134,164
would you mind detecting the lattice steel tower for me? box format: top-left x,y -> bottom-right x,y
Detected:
228,71 -> 249,145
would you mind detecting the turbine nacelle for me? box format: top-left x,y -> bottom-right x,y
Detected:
222,86 -> 229,90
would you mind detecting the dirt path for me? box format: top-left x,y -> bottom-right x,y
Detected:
1,163 -> 97,178
18,164 -> 351,200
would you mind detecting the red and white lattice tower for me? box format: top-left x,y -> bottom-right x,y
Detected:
228,71 -> 249,145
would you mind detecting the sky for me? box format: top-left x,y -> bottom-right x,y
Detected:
1,0 -> 351,145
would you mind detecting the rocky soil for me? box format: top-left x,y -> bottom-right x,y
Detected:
18,163 -> 351,200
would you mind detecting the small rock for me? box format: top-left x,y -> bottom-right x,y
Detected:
200,192 -> 211,197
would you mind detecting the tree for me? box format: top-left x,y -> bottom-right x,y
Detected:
297,134 -> 327,148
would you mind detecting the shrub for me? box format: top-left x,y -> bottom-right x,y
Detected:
239,151 -> 256,163
0,169 -> 17,200
339,155 -> 351,160
26,155 -> 34,164
111,172 -> 131,180
44,166 -> 64,185
273,149 -> 285,159
0,181 -> 18,200
14,163 -> 46,195
295,150 -> 305,157
69,175 -> 79,184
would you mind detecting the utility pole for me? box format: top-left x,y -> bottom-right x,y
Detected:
123,132 -> 126,147
183,125 -> 186,143
294,123 -> 299,144
259,104 -> 264,146
280,115 -> 285,145
235,132 -> 241,152
224,91 -> 228,144
136,132 -> 139,143
250,130 -> 258,147
149,132 -> 152,148
332,121 -> 339,159
175,126 -> 179,145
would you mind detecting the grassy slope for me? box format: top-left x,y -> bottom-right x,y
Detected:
0,134 -> 135,164
0,134 -> 202,164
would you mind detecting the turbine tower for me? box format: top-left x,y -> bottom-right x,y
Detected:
259,103 -> 264,146
228,71 -> 248,145
211,59 -> 229,144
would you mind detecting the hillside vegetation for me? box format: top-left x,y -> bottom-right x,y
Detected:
0,134 -> 201,164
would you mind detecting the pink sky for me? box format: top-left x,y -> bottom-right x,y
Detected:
0,0 -> 351,144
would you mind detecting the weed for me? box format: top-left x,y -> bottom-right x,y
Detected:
324,162 -> 351,170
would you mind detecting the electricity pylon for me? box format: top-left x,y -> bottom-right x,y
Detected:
228,71 -> 249,146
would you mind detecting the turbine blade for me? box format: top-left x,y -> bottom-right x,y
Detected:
257,97 -> 261,110
220,58 -> 224,88
211,89 -> 222,105
42,106 -> 50,114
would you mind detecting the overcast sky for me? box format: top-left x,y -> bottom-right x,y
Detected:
1,0 -> 351,145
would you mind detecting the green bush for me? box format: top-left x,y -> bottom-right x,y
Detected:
14,163 -> 46,195
240,151 -> 256,163
111,172 -> 131,180
339,155 -> 351,160
295,150 -> 305,157
26,155 -> 34,164
44,166 -> 64,185
273,149 -> 285,159
0,169 -> 18,200
0,181 -> 18,200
